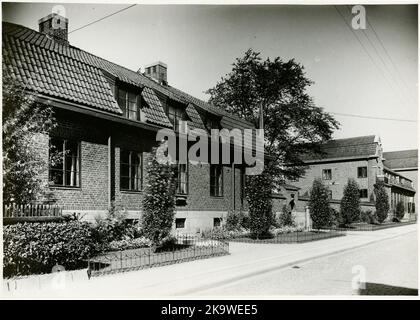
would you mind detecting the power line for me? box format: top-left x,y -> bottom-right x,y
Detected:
333,6 -> 411,108
68,4 -> 137,34
330,111 -> 417,123
345,5 -> 415,106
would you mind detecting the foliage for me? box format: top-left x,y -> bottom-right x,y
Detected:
309,179 -> 333,229
201,227 -> 249,240
2,75 -> 60,204
360,210 -> 379,225
3,221 -> 96,278
107,237 -> 152,252
206,49 -> 339,184
276,204 -> 296,227
225,210 -> 249,230
340,179 -> 361,226
395,201 -> 405,221
270,225 -> 305,235
141,144 -> 176,246
374,180 -> 390,223
245,170 -> 275,238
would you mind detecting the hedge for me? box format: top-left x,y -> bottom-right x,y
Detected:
3,221 -> 97,278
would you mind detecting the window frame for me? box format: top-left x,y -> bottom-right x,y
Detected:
359,189 -> 368,199
210,164 -> 224,197
116,86 -> 145,122
175,162 -> 189,195
322,169 -> 332,180
357,166 -> 368,178
175,218 -> 186,229
48,138 -> 81,188
120,150 -> 143,192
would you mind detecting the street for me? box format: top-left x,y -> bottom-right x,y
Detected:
193,230 -> 418,296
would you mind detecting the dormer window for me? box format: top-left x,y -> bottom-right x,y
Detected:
167,104 -> 187,132
116,87 -> 145,122
206,116 -> 219,131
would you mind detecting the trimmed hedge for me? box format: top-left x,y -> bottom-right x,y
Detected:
3,221 -> 97,278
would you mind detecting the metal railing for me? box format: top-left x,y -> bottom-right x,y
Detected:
3,203 -> 62,218
87,235 -> 229,277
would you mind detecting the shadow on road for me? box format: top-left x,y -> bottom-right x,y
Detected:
358,283 -> 418,296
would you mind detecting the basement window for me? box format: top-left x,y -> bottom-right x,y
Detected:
359,189 -> 368,199
175,218 -> 186,229
322,169 -> 332,180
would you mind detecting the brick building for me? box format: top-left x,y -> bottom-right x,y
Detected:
288,135 -> 416,218
4,14 -> 300,233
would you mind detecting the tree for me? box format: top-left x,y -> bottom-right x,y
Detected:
245,170 -> 275,238
206,49 -> 338,235
374,180 -> 390,223
207,49 -> 339,183
340,179 -> 361,226
395,201 -> 405,221
141,144 -> 176,246
2,75 -> 59,204
309,179 -> 333,229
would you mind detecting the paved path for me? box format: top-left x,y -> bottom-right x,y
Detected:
3,224 -> 417,298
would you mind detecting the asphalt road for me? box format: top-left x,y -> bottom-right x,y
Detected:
193,230 -> 418,296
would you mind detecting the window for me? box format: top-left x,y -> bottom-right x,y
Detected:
206,117 -> 219,131
175,218 -> 186,229
322,169 -> 332,180
49,138 -> 80,187
176,163 -> 188,195
167,105 -> 187,132
117,88 -> 144,121
120,150 -> 142,191
214,217 -> 222,228
359,189 -> 368,199
328,190 -> 333,200
210,164 -> 223,197
358,166 -> 367,178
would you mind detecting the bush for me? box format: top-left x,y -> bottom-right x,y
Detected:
225,210 -> 249,230
141,144 -> 176,246
3,221 -> 97,278
374,180 -> 390,223
309,179 -> 333,229
201,227 -> 248,240
270,225 -> 304,235
277,205 -> 296,227
245,170 -> 275,238
395,201 -> 405,221
107,237 -> 152,252
360,210 -> 379,225
340,179 -> 361,226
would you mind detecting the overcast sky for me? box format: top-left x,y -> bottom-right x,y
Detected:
2,2 -> 418,151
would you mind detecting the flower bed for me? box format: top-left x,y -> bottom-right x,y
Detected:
322,220 -> 417,232
87,236 -> 229,277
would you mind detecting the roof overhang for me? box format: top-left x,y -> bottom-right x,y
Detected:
301,154 -> 378,165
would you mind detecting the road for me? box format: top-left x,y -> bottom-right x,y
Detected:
192,230 -> 418,296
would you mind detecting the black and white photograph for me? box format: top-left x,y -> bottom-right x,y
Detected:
0,1 -> 418,302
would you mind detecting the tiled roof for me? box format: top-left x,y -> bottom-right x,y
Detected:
3,21 -> 254,132
2,23 -> 121,114
383,149 -> 418,169
141,87 -> 172,127
185,103 -> 206,130
302,135 -> 378,161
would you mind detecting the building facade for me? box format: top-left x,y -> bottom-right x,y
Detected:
288,135 -> 416,218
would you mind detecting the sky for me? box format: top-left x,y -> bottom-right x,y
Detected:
2,2 -> 418,151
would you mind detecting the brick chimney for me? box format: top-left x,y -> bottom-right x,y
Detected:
38,13 -> 69,45
144,62 -> 167,85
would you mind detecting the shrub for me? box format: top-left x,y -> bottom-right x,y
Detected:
3,221 -> 97,278
340,179 -> 361,226
225,210 -> 242,231
107,237 -> 152,252
270,225 -> 305,235
374,180 -> 390,223
141,144 -> 176,246
309,179 -> 333,229
360,210 -> 379,225
395,201 -> 405,221
277,205 -> 296,227
245,170 -> 275,238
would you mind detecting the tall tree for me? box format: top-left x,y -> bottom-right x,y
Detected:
374,180 -> 390,223
207,49 -> 339,182
340,179 -> 361,226
309,178 -> 333,229
2,75 -> 59,204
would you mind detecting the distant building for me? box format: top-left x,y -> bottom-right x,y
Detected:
383,149 -> 418,215
289,135 -> 416,218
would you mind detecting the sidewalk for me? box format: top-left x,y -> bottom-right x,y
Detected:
3,224 -> 417,299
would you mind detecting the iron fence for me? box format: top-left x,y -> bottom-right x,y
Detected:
87,235 -> 229,277
223,228 -> 344,244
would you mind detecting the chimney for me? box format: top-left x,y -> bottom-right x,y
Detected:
144,62 -> 167,85
38,13 -> 69,46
